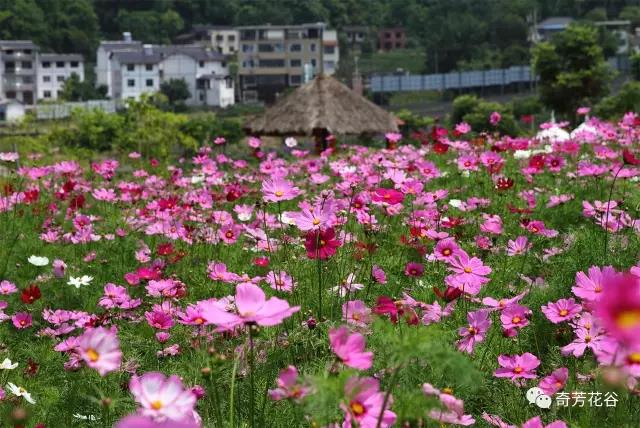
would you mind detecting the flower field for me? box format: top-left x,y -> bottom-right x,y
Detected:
0,115 -> 640,428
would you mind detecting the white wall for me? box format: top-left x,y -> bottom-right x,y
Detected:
37,60 -> 84,100
161,54 -> 198,105
119,62 -> 160,101
1,103 -> 26,123
209,30 -> 239,55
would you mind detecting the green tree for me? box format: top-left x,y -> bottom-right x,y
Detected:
159,79 -> 191,110
619,5 -> 640,29
594,81 -> 640,119
0,0 -> 46,41
59,73 -> 107,102
532,24 -> 612,117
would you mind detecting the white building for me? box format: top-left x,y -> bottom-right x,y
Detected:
37,54 -> 84,100
323,29 -> 340,76
101,36 -> 234,107
96,33 -> 142,98
207,27 -> 239,55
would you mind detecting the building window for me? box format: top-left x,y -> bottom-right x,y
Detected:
42,61 -> 51,68
290,59 -> 302,67
6,91 -> 16,99
70,61 -> 79,68
127,79 -> 135,87
145,64 -> 153,71
310,43 -> 316,52
23,49 -> 31,54
290,75 -> 302,85
324,46 -> 335,54
43,90 -> 52,98
258,59 -> 285,68
216,35 -> 224,42
56,61 -> 65,68
5,61 -> 15,72
127,64 -> 135,71
57,76 -> 65,82
225,77 -> 233,89
396,32 -> 402,38
385,32 -> 392,39
310,59 -> 317,67
5,49 -> 13,55
43,75 -> 51,82
242,44 -> 254,53
229,46 -> 235,52
242,60 -> 254,68
289,44 -> 302,52
21,61 -> 32,69
199,93 -> 205,101
146,79 -> 154,87
228,35 -> 235,41
23,76 -> 33,84
199,61 -> 205,67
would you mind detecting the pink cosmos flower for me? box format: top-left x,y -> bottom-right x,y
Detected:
446,251 -> 492,295
595,273 -> 640,346
265,271 -> 295,293
455,122 -> 471,134
52,259 -> 67,278
371,265 -> 387,284
506,236 -> 530,256
538,367 -> 569,395
385,132 -> 402,143
572,266 -> 617,302
500,304 -> 531,332
262,178 -> 300,203
0,280 -> 18,295
291,202 -> 335,231
329,326 -> 373,370
202,283 -> 299,330
248,137 -> 262,148
541,298 -> 582,324
490,111 -> 502,126
480,214 -> 503,235
428,393 -> 475,426
207,262 -> 241,283
304,227 -> 342,260
457,309 -> 491,354
494,352 -> 540,382
429,238 -> 462,262
371,188 -> 404,205
342,300 -> 372,327
522,416 -> 568,428
77,327 -> 122,376
268,365 -> 310,401
145,310 -> 174,330
341,376 -> 396,428
12,312 -> 32,329
404,262 -> 424,277
129,372 -> 197,423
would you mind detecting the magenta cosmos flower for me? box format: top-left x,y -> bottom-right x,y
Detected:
12,312 -> 32,329
572,265 -> 617,302
446,251 -> 492,295
202,283 -> 299,330
329,326 -> 373,370
77,327 -> 122,376
341,376 -> 396,428
500,304 -> 531,332
539,367 -> 569,395
342,300 -> 372,327
428,393 -> 475,426
304,227 -> 342,260
371,188 -> 404,205
268,365 -> 310,401
129,372 -> 197,423
541,298 -> 581,324
494,353 -> 540,382
595,273 -> 640,346
261,178 -> 300,203
404,262 -> 424,277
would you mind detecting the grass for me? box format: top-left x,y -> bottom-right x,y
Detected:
0,134 -> 638,427
358,48 -> 426,75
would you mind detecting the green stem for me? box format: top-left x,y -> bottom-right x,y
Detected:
228,355 -> 239,428
376,367 -> 400,428
248,326 -> 256,428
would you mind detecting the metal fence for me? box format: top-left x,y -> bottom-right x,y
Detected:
35,100 -> 119,120
370,66 -> 534,93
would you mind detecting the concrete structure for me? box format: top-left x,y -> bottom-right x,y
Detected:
237,23 -> 339,103
0,41 -> 39,105
98,34 -> 234,107
207,27 -> 239,55
0,41 -> 85,105
37,54 -> 84,100
0,99 -> 26,123
377,28 -> 406,51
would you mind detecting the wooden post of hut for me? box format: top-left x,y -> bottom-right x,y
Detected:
313,128 -> 329,155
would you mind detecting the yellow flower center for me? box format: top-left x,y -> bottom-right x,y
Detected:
512,316 -> 521,324
442,387 -> 454,395
350,401 -> 365,416
195,317 -> 204,325
514,367 -> 523,374
616,310 -> 640,329
467,326 -> 477,334
559,309 -> 569,316
275,190 -> 284,197
628,353 -> 640,364
443,249 -> 451,256
151,400 -> 163,410
86,348 -> 100,362
312,218 -> 320,225
463,267 -> 472,273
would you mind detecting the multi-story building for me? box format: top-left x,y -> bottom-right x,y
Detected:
0,41 -> 39,105
98,35 -> 234,107
0,40 -> 85,105
96,32 -> 143,98
176,26 -> 239,55
237,23 -> 339,103
37,54 -> 84,100
377,28 -> 406,51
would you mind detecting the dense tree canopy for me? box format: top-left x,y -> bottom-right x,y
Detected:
0,0 -> 638,67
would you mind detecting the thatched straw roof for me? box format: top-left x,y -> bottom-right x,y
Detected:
244,74 -> 398,136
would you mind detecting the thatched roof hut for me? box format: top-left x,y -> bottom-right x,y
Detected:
244,75 -> 398,147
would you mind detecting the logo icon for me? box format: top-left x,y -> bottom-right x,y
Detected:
526,387 -> 552,409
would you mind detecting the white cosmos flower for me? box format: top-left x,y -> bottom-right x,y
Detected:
284,137 -> 298,148
7,382 -> 36,404
513,150 -> 532,159
68,275 -> 93,288
191,174 -> 205,184
448,199 -> 463,208
0,358 -> 18,369
28,255 -> 49,266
